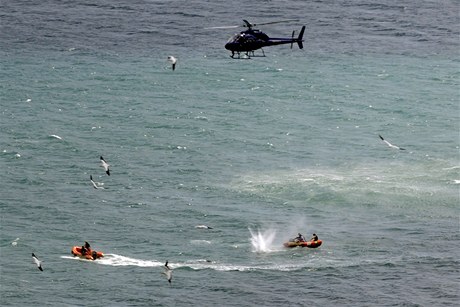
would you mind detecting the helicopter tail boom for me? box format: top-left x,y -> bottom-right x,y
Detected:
269,25 -> 305,49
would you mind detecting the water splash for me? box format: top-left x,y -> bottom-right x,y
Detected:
249,227 -> 278,253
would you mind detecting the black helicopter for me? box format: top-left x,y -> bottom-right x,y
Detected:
210,20 -> 305,58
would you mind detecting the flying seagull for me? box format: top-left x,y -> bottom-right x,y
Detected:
90,175 -> 104,189
167,56 -> 177,71
100,156 -> 110,175
162,261 -> 173,284
195,225 -> 213,229
32,253 -> 43,271
49,134 -> 62,140
379,134 -> 405,150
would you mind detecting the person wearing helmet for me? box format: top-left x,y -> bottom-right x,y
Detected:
310,233 -> 318,242
294,233 -> 305,242
81,241 -> 91,256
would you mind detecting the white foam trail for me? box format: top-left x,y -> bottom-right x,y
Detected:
61,254 -> 312,272
97,254 -> 163,267
190,240 -> 212,245
62,254 -> 164,267
183,260 -> 319,272
442,166 -> 460,170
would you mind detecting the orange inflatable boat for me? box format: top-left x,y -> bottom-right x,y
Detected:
71,246 -> 104,260
283,239 -> 322,248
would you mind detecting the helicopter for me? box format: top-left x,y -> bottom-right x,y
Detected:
209,19 -> 305,58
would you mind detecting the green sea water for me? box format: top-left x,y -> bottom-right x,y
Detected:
1,1 -> 459,306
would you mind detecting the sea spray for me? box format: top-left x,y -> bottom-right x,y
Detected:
249,227 -> 278,253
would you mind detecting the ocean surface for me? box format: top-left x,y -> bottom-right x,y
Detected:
1,1 -> 459,306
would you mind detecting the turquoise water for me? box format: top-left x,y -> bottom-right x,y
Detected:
1,1 -> 459,306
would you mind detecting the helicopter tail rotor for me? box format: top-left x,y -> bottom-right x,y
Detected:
297,26 -> 305,49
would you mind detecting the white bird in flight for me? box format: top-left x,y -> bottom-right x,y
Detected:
90,175 -> 104,189
379,134 -> 405,150
162,261 -> 173,284
100,156 -> 110,175
195,225 -> 213,229
32,253 -> 43,271
49,134 -> 62,140
167,56 -> 177,71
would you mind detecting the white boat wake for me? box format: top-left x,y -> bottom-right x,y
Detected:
61,254 -> 164,267
61,253 -> 308,272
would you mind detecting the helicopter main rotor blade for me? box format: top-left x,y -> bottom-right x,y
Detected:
205,25 -> 240,29
206,19 -> 300,30
253,19 -> 300,26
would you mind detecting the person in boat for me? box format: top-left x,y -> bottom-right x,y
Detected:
80,241 -> 91,256
85,241 -> 98,259
310,233 -> 318,242
294,233 -> 305,242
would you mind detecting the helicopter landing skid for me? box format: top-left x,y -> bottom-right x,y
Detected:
230,49 -> 266,59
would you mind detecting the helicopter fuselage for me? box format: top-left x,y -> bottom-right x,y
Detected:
224,26 -> 305,58
225,30 -> 269,52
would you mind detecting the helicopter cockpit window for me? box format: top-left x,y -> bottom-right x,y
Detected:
227,34 -> 239,43
228,34 -> 247,44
